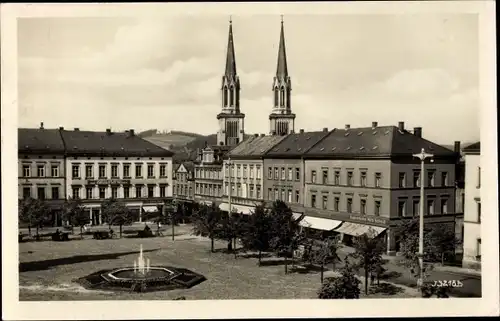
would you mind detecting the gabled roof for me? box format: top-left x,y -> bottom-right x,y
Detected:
18,128 -> 65,154
305,126 -> 456,159
176,161 -> 194,173
59,129 -> 174,157
462,142 -> 480,154
228,135 -> 287,159
264,130 -> 331,158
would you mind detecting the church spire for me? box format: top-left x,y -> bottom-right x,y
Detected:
225,17 -> 237,78
276,15 -> 288,78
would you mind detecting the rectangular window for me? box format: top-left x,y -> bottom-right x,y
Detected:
51,186 -> 59,199
346,198 -> 352,213
147,164 -> 154,178
274,167 -> 279,180
148,185 -> 154,198
256,166 -> 261,179
99,165 -> 107,178
295,190 -> 300,203
375,172 -> 382,187
22,165 -> 31,177
135,164 -> 142,178
334,197 -> 340,212
413,170 -> 421,187
123,164 -> 131,178
85,165 -> 93,178
99,187 -> 106,199
427,170 -> 435,187
23,187 -> 31,199
322,195 -> 328,209
268,167 -> 273,179
274,188 -> 279,200
477,202 -> 481,222
440,198 -> 448,214
288,189 -> 292,202
124,186 -> 130,198
413,199 -> 420,216
360,199 -> 366,214
256,185 -> 261,199
37,165 -> 45,177
311,194 -> 317,208
399,173 -> 406,188
441,172 -> 448,187
398,200 -> 406,217
111,186 -> 118,198
477,166 -> 481,188
72,165 -> 80,179
347,171 -> 353,186
86,187 -> 93,199
51,165 -> 59,177
477,239 -> 481,257
288,168 -> 293,181
111,164 -> 118,178
160,164 -> 167,177
37,187 -> 45,200
135,186 -> 142,198
374,200 -> 381,216
268,188 -> 273,200
311,170 -> 317,183
281,189 -> 285,201
237,165 -> 241,178
360,171 -> 367,187
281,168 -> 285,180
237,184 -> 242,197
243,166 -> 247,178
322,169 -> 328,184
249,166 -> 254,179
249,185 -> 254,198
231,184 -> 235,196
427,199 -> 435,215
160,185 -> 166,197
295,168 -> 300,181
334,171 -> 340,185
72,187 -> 80,199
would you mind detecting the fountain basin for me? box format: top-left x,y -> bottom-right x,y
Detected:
106,267 -> 176,280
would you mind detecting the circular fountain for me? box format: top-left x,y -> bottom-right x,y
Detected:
75,245 -> 206,293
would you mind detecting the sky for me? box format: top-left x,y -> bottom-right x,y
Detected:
17,14 -> 480,144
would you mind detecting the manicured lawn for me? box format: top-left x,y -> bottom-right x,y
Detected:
19,225 -> 419,300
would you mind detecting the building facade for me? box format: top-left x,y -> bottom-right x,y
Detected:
61,128 -> 174,224
173,162 -> 195,202
194,146 -> 226,205
462,142 -> 481,270
302,122 -> 460,254
219,134 -> 285,214
269,19 -> 296,136
18,125 -> 67,226
217,19 -> 245,147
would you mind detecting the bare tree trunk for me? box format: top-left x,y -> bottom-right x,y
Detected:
258,250 -> 262,265
441,253 -> 445,266
80,226 -> 83,239
119,225 -> 123,238
284,256 -> 288,274
364,267 -> 369,295
171,219 -> 175,241
210,237 -> 214,253
36,226 -> 39,239
320,261 -> 324,284
28,225 -> 32,237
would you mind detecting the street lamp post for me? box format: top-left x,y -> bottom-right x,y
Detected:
226,157 -> 235,252
412,148 -> 434,288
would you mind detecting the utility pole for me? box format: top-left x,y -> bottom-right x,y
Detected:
413,148 -> 433,288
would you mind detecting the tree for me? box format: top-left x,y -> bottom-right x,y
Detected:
240,204 -> 272,264
427,224 -> 460,265
191,203 -> 221,252
308,237 -> 342,284
348,230 -> 385,295
317,262 -> 361,299
62,197 -> 89,239
268,200 -> 302,274
100,198 -> 133,238
18,198 -> 51,238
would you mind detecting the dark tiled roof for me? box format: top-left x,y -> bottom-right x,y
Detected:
180,161 -> 195,172
305,126 -> 455,158
173,164 -> 181,172
228,135 -> 286,159
264,131 -> 331,158
60,130 -> 174,157
463,142 -> 480,153
18,128 -> 65,153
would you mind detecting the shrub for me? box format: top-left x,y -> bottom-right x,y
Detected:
318,265 -> 361,299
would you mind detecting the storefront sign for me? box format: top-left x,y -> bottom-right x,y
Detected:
349,214 -> 388,226
86,179 -> 131,185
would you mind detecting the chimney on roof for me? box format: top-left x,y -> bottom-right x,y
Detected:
260,134 -> 265,137
371,121 -> 378,129
106,128 -> 112,135
271,130 -> 276,136
299,129 -> 304,134
74,128 -> 79,131
345,124 -> 350,130
59,127 -> 64,130
128,129 -> 135,137
398,121 -> 405,131
40,122 -> 44,129
454,141 -> 461,153
413,127 -> 422,138
254,133 -> 258,137
323,127 -> 328,132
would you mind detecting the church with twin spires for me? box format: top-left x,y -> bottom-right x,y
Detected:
216,17 -> 296,147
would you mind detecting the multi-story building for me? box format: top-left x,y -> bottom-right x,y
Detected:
194,146 -> 227,206
302,122 -> 460,254
219,134 -> 286,214
173,162 -> 195,202
263,128 -> 331,207
61,128 -> 174,224
462,142 -> 481,270
18,124 -> 66,226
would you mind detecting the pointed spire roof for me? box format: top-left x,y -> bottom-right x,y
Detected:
225,17 -> 237,77
276,16 -> 288,78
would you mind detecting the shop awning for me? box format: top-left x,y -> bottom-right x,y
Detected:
292,213 -> 303,220
299,216 -> 343,231
334,222 -> 386,237
219,203 -> 255,215
142,206 -> 159,213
